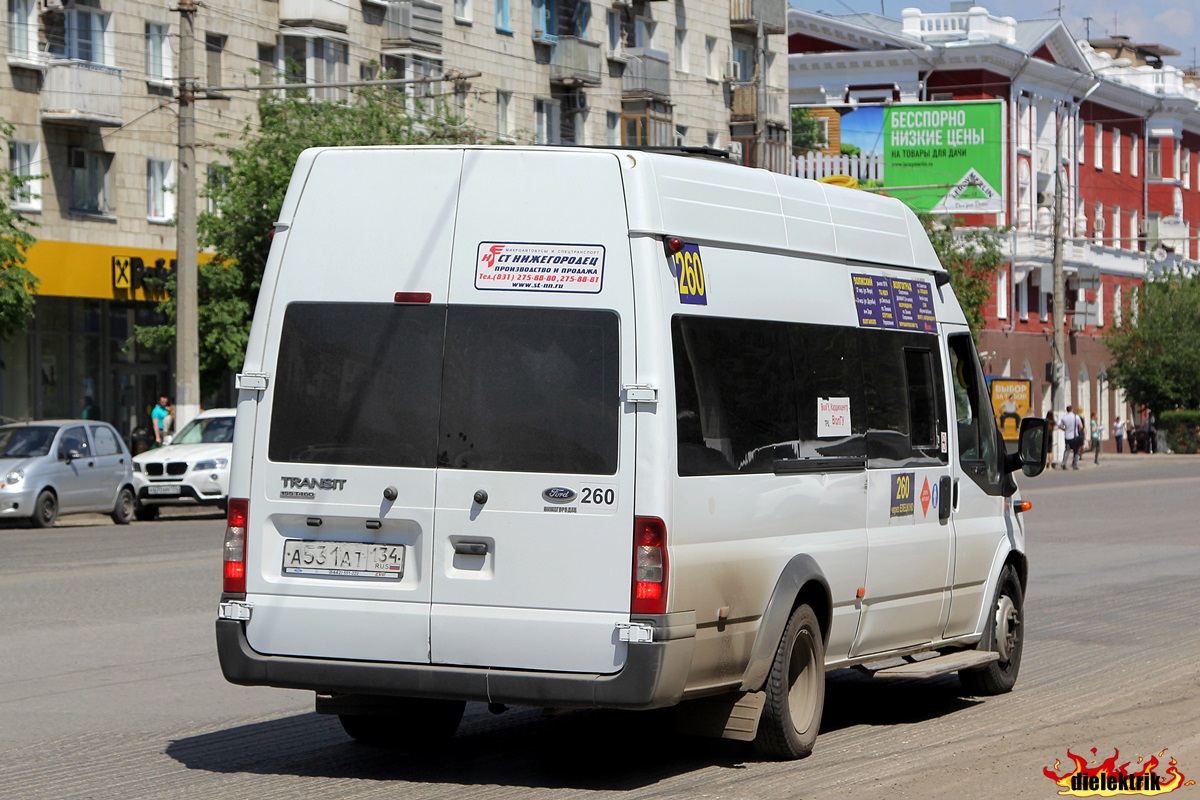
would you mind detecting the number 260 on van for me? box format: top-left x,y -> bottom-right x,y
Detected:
674,244 -> 707,306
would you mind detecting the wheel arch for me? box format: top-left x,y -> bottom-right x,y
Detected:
738,554 -> 831,693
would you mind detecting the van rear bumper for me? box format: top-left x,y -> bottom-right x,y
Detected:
216,612 -> 696,710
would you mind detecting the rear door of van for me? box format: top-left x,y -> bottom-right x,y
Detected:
241,148 -> 464,666
429,149 -> 637,674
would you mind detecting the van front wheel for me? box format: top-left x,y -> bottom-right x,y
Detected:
338,698 -> 466,748
959,564 -> 1024,696
753,603 -> 825,760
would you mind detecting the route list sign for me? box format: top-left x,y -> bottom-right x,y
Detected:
852,273 -> 937,333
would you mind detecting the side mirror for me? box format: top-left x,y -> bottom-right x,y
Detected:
61,448 -> 83,462
1006,417 -> 1047,477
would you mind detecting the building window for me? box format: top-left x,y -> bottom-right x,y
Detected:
453,0 -> 471,23
634,16 -> 656,49
496,90 -> 513,139
47,6 -> 114,64
707,130 -> 719,148
534,98 -> 560,144
206,34 -> 225,89
495,0 -> 510,32
1096,278 -> 1105,327
1183,148 -> 1191,189
8,0 -> 38,59
1112,128 -> 1121,173
622,100 -> 672,146
996,269 -> 1008,320
674,26 -> 688,72
1129,209 -> 1138,251
1148,138 -> 1162,179
1093,201 -> 1104,246
1114,284 -> 1122,326
705,36 -> 717,81
1111,206 -> 1121,248
1018,272 -> 1029,321
69,146 -> 112,215
147,158 -> 175,221
531,0 -> 555,41
144,22 -> 173,82
382,52 -> 443,112
1093,124 -> 1103,170
1131,133 -> 1139,177
1173,139 -> 1182,181
1017,100 -> 1031,152
206,163 -> 230,215
606,111 -> 620,145
7,140 -> 41,211
733,44 -> 753,82
279,35 -> 348,101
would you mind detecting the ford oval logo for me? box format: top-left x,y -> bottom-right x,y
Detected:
542,487 -> 576,503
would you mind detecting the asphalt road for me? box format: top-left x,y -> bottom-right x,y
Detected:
1,453 -> 1199,799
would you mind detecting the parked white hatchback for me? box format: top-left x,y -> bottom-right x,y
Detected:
132,408 -> 235,520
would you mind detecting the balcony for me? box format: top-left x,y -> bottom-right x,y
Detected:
622,48 -> 670,99
279,0 -> 351,28
731,84 -> 785,123
382,0 -> 443,52
550,37 -> 602,86
40,60 -> 123,127
730,0 -> 785,35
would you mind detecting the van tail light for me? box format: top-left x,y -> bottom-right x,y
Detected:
631,516 -> 668,615
223,498 -> 249,594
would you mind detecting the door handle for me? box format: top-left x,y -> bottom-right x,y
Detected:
453,541 -> 489,556
939,475 -> 952,522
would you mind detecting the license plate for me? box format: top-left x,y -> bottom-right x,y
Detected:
146,485 -> 181,496
282,540 -> 405,579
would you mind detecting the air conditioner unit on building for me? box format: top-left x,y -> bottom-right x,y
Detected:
723,60 -> 741,82
726,141 -> 743,162
563,92 -> 588,111
42,0 -> 64,11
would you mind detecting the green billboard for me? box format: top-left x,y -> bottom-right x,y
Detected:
883,101 -> 1004,214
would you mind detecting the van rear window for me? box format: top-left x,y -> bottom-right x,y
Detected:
269,303 -> 619,475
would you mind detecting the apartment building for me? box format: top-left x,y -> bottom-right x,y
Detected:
2,0 -> 789,438
788,4 -> 1200,429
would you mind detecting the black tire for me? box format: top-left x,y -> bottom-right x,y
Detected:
338,698 -> 465,748
753,604 -> 825,760
134,503 -> 160,522
111,487 -> 135,525
960,564 -> 1024,696
31,489 -> 58,529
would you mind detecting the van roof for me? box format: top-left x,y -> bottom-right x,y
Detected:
284,145 -> 947,275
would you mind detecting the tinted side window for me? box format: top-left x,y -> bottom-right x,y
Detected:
791,323 -> 867,459
270,303 -> 445,467
91,425 -> 121,456
673,316 -> 799,475
439,307 -> 619,475
859,331 -> 946,466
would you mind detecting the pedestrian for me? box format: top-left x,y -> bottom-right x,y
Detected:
1147,410 -> 1158,454
1059,404 -> 1084,470
1113,417 -> 1125,453
1046,410 -> 1061,470
151,394 -> 170,446
80,395 -> 99,420
1090,411 -> 1101,465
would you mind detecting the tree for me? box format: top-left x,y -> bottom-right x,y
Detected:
1104,267 -> 1200,414
791,107 -> 826,156
0,125 -> 40,358
135,85 -> 479,395
920,215 -> 1006,342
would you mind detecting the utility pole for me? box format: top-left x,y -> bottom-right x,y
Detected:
1051,103 -> 1067,411
174,0 -> 200,434
755,16 -> 766,169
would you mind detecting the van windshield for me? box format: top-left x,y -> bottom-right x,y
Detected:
269,303 -> 619,475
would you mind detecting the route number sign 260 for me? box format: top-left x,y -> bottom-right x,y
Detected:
674,243 -> 708,306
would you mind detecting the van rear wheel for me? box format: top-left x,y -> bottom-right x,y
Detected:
753,604 -> 825,760
959,564 -> 1024,696
338,698 -> 466,747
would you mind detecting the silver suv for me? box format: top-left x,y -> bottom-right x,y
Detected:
0,421 -> 136,527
